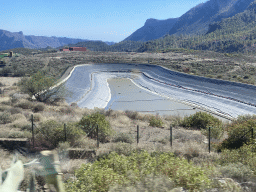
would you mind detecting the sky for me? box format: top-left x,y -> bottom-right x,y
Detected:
1,0 -> 208,43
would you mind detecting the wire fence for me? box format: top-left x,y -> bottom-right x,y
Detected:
25,114 -> 256,155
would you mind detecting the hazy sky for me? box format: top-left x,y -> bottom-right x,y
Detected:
1,0 -> 208,42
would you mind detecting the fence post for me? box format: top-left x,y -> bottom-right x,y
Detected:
209,127 -> 211,153
97,124 -> 99,148
64,123 -> 67,142
31,114 -> 34,149
252,128 -> 254,139
170,125 -> 172,148
137,125 -> 139,144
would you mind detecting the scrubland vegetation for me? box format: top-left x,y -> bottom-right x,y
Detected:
1,79 -> 256,191
1,49 -> 256,86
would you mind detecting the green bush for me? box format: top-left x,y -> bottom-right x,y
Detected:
201,125 -> 224,140
76,112 -> 115,143
35,120 -> 85,149
109,173 -> 176,192
64,150 -> 214,192
217,118 -> 256,151
7,131 -> 31,138
110,142 -> 136,156
112,132 -> 134,144
218,162 -> 255,183
149,116 -> 164,127
32,103 -> 45,113
0,111 -> 13,124
181,112 -> 222,130
216,142 -> 256,178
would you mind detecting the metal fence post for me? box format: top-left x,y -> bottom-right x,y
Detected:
97,124 -> 99,148
209,126 -> 211,153
32,114 -> 34,149
64,123 -> 67,142
170,125 -> 172,148
252,128 -> 254,139
137,125 -> 139,144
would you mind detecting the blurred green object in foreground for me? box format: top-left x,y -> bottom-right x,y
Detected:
0,150 -> 65,192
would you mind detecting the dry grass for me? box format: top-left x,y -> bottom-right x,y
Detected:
0,77 -> 21,87
0,80 -> 242,191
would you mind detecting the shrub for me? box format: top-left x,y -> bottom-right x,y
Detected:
32,103 -> 45,113
70,102 -> 78,108
201,125 -> 224,140
59,106 -> 74,114
149,115 -> 164,127
32,113 -> 42,122
35,120 -> 85,149
232,114 -> 256,124
57,141 -> 71,152
217,162 -> 255,183
21,124 -> 32,131
9,107 -> 22,115
7,131 -> 31,138
125,110 -> 140,120
76,112 -> 115,143
109,173 -> 176,192
65,150 -> 214,192
181,112 -> 222,130
217,118 -> 256,151
216,142 -> 256,181
110,142 -> 136,156
0,101 -> 11,106
0,111 -> 13,124
15,100 -> 34,109
112,132 -> 134,144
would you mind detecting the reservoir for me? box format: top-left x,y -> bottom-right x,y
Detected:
106,78 -> 201,117
62,63 -> 256,121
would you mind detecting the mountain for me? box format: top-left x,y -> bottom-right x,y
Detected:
62,41 -> 110,51
0,29 -> 99,51
207,0 -> 256,34
124,0 -> 255,42
124,18 -> 178,42
168,0 -> 255,36
132,0 -> 256,54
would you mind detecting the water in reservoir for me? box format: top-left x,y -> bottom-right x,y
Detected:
105,78 -> 201,117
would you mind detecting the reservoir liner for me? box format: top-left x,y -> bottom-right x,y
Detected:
55,63 -> 256,120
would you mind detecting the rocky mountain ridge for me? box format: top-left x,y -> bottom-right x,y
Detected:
125,0 -> 255,42
124,18 -> 178,42
0,29 -> 114,51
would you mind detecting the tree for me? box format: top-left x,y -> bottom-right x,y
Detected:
17,71 -> 72,103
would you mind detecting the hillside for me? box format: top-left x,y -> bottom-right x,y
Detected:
0,29 -> 101,51
123,0 -> 255,43
124,18 -> 178,42
168,0 -> 254,36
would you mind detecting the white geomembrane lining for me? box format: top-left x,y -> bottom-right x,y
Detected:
60,64 -> 256,119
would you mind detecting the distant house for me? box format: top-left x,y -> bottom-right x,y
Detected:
59,47 -> 87,52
